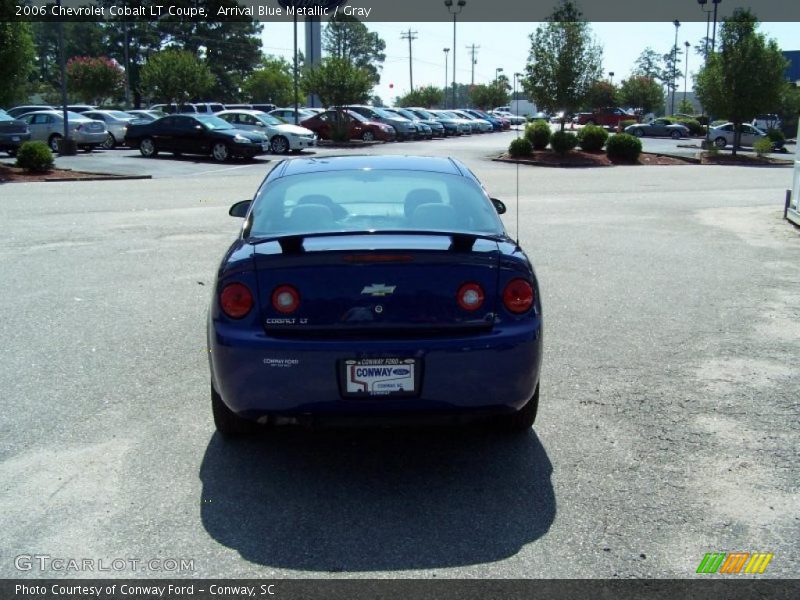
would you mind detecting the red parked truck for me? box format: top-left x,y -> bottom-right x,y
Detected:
575,107 -> 638,128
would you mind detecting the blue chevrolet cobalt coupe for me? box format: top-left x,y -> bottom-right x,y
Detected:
208,155 -> 542,435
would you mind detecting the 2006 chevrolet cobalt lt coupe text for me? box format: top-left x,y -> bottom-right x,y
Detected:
207,155 -> 542,436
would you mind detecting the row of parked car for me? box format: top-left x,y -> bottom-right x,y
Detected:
0,102 -> 514,162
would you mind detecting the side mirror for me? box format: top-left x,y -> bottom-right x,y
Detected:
490,198 -> 507,214
229,200 -> 251,218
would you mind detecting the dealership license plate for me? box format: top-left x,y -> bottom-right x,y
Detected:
261,142 -> 269,151
343,358 -> 417,397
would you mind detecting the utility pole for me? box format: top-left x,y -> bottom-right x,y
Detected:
401,29 -> 418,92
466,43 -> 479,85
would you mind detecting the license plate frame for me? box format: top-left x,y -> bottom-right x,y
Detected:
339,358 -> 421,398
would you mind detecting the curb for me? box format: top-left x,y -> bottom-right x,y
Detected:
44,174 -> 153,182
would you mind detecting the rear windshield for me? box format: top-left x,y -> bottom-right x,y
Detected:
250,170 -> 504,238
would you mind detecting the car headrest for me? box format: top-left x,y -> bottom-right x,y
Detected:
410,203 -> 457,230
404,189 -> 443,219
298,194 -> 347,220
286,204 -> 334,231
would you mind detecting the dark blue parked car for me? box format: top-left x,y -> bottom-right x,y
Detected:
208,155 -> 543,436
462,109 -> 504,131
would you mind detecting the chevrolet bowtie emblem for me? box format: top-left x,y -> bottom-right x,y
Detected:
361,284 -> 396,297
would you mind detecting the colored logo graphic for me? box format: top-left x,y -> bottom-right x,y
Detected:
696,552 -> 774,574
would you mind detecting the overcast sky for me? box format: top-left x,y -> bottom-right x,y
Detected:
259,21 -> 798,105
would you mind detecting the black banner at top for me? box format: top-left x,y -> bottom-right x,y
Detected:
4,0 -> 800,22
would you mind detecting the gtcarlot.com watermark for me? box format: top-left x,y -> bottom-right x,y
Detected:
15,554 -> 195,573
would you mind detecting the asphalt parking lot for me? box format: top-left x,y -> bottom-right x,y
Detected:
0,135 -> 798,578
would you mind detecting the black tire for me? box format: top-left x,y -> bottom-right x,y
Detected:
211,384 -> 259,437
101,133 -> 116,150
714,137 -> 727,148
139,137 -> 158,157
633,128 -> 645,137
211,142 -> 230,162
670,129 -> 682,140
495,384 -> 539,433
48,134 -> 62,153
270,135 -> 290,154
361,130 -> 375,142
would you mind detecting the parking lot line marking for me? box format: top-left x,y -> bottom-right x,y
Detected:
177,163 -> 268,177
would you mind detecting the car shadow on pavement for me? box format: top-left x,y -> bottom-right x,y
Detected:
199,426 -> 555,572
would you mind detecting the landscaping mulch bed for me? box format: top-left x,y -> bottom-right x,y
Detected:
0,164 -> 150,183
699,153 -> 792,167
495,150 -> 696,168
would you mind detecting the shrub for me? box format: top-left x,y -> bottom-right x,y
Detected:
550,130 -> 578,155
15,141 -> 54,173
753,138 -> 773,157
606,133 -> 642,162
524,120 -> 551,150
619,119 -> 637,130
576,124 -> 608,152
673,117 -> 704,136
508,137 -> 533,157
766,128 -> 785,144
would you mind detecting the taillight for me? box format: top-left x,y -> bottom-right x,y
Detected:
457,282 -> 484,311
220,283 -> 253,319
272,285 -> 300,314
503,278 -> 534,314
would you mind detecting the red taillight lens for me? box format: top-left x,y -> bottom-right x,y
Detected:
457,282 -> 485,311
503,278 -> 534,314
272,285 -> 300,314
220,283 -> 253,319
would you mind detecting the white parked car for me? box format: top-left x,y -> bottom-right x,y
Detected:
451,109 -> 493,133
491,110 -> 526,125
20,110 -> 107,152
709,122 -> 769,149
216,109 -> 317,154
82,109 -> 136,149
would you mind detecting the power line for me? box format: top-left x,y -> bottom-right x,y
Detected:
400,29 -> 418,91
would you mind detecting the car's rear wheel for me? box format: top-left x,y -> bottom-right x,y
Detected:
633,128 -> 645,137
361,130 -> 375,142
139,137 -> 158,157
495,383 -> 539,433
101,133 -> 116,149
670,130 -> 682,140
48,134 -> 62,153
270,135 -> 290,154
211,142 -> 229,162
714,136 -> 727,148
211,384 -> 259,437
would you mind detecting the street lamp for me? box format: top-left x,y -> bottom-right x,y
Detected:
670,19 -> 680,116
443,48 -> 450,108
513,72 -> 522,136
444,0 -> 466,111
683,41 -> 690,108
608,71 -> 614,85
697,0 -> 721,146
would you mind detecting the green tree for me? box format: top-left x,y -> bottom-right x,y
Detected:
371,95 -> 384,107
0,22 -> 35,106
677,97 -> 694,114
242,57 -> 293,106
140,49 -> 215,105
469,82 -> 510,110
67,57 -> 124,104
618,75 -> 664,115
30,22 -> 106,91
323,14 -> 386,85
301,57 -> 373,107
395,85 -> 443,108
584,80 -> 618,109
522,0 -> 603,130
632,47 -> 665,80
694,9 -> 788,155
776,82 -> 800,137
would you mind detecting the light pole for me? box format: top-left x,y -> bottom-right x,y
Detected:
444,0 -> 466,111
683,41 -> 690,108
608,71 -> 614,86
513,72 -> 522,136
697,0 -> 721,146
443,48 -> 450,108
670,19 -> 680,116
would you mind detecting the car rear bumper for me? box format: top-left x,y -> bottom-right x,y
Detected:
0,132 -> 30,149
288,137 -> 317,150
209,319 -> 542,419
74,131 -> 107,145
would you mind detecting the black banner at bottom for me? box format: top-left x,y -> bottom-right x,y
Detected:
3,579 -> 800,600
